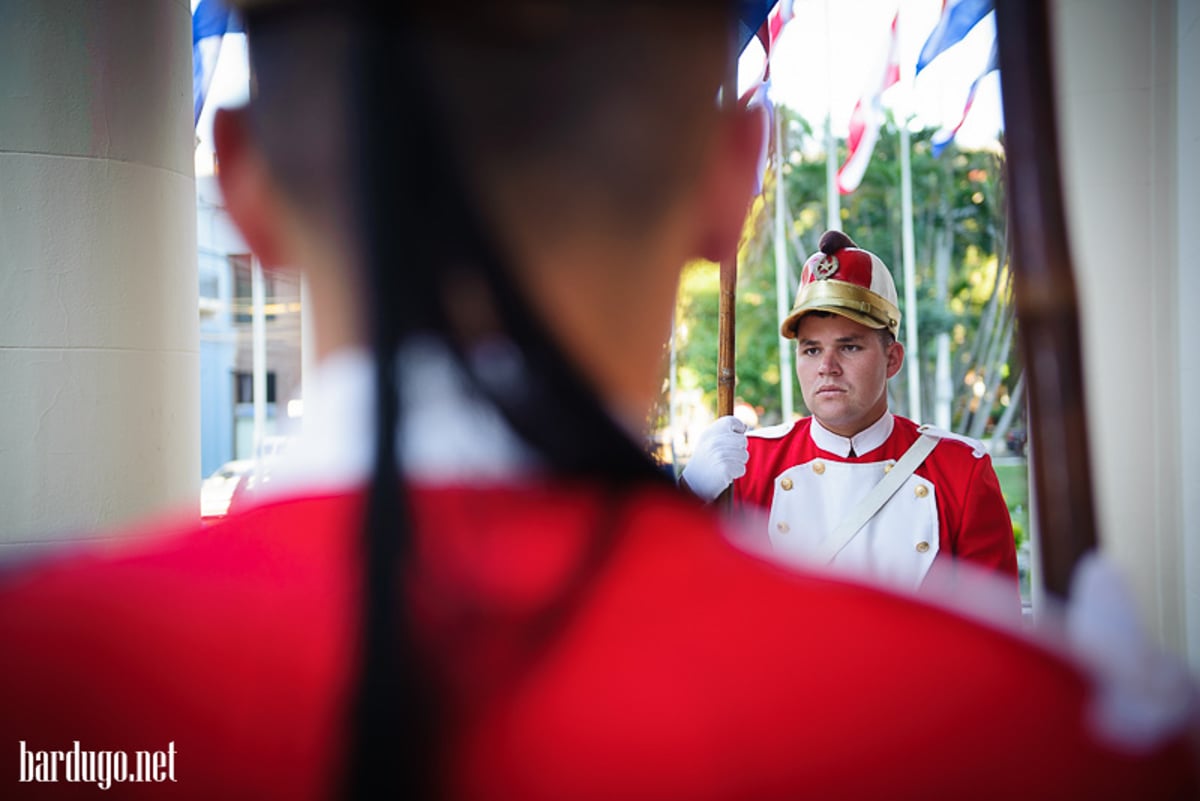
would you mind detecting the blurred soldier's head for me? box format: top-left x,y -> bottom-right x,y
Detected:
215,2 -> 766,418
215,8 -> 768,794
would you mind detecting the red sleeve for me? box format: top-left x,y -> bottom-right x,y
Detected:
731,444 -> 771,511
953,454 -> 1019,580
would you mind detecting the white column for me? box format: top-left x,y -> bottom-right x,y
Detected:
1050,0 -> 1193,664
0,0 -> 199,551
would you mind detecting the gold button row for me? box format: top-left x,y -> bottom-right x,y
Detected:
774,529 -> 931,554
784,469 -> 929,496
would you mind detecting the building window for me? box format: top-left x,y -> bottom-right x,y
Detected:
234,371 -> 276,404
230,253 -> 275,324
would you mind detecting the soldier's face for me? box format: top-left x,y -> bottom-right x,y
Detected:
794,313 -> 903,437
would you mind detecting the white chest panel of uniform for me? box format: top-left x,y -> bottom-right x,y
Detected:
766,459 -> 939,590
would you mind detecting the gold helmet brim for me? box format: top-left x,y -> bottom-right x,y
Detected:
780,279 -> 901,339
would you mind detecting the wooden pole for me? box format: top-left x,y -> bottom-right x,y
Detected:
716,31 -> 739,507
717,264 -> 737,417
994,0 -> 1097,599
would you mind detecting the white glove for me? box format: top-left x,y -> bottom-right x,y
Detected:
680,415 -> 749,502
1065,553 -> 1198,751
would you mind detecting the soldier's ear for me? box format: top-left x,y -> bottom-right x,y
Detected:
213,106 -> 288,268
690,103 -> 768,264
886,339 -> 905,378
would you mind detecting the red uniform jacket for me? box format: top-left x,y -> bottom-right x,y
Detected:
734,414 -> 1018,586
0,483 -> 1195,800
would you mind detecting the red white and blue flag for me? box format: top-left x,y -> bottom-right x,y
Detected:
836,12 -> 900,195
192,0 -> 242,127
744,0 -> 796,89
738,0 -> 796,195
916,0 -> 994,75
930,35 -> 998,157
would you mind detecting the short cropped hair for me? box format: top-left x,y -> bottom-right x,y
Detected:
243,5 -> 732,246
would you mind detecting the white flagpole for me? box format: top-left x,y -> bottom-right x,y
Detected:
251,255 -> 268,463
897,9 -> 922,422
300,272 -> 315,433
668,324 -> 678,471
774,104 -> 795,421
934,234 -> 953,429
900,124 -> 921,422
823,0 -> 840,231
825,119 -> 841,231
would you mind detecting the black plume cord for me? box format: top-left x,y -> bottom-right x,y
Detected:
344,12 -> 685,801
345,23 -> 440,801
442,190 -> 672,487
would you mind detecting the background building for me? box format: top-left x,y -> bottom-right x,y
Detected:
197,175 -> 303,480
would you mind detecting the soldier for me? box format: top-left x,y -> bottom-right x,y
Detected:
683,230 -> 1018,593
0,2 -> 1195,800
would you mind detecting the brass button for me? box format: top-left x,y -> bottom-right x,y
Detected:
780,478 -> 794,491
812,461 -> 826,475
914,485 -> 929,498
776,521 -> 790,534
916,541 -> 930,553
883,461 -> 895,474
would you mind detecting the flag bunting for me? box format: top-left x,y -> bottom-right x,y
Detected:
836,11 -> 901,195
930,34 -> 998,157
915,0 -> 994,75
193,0 -> 243,127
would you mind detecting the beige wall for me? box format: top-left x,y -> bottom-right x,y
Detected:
0,0 -> 199,551
1049,0 -> 1199,669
